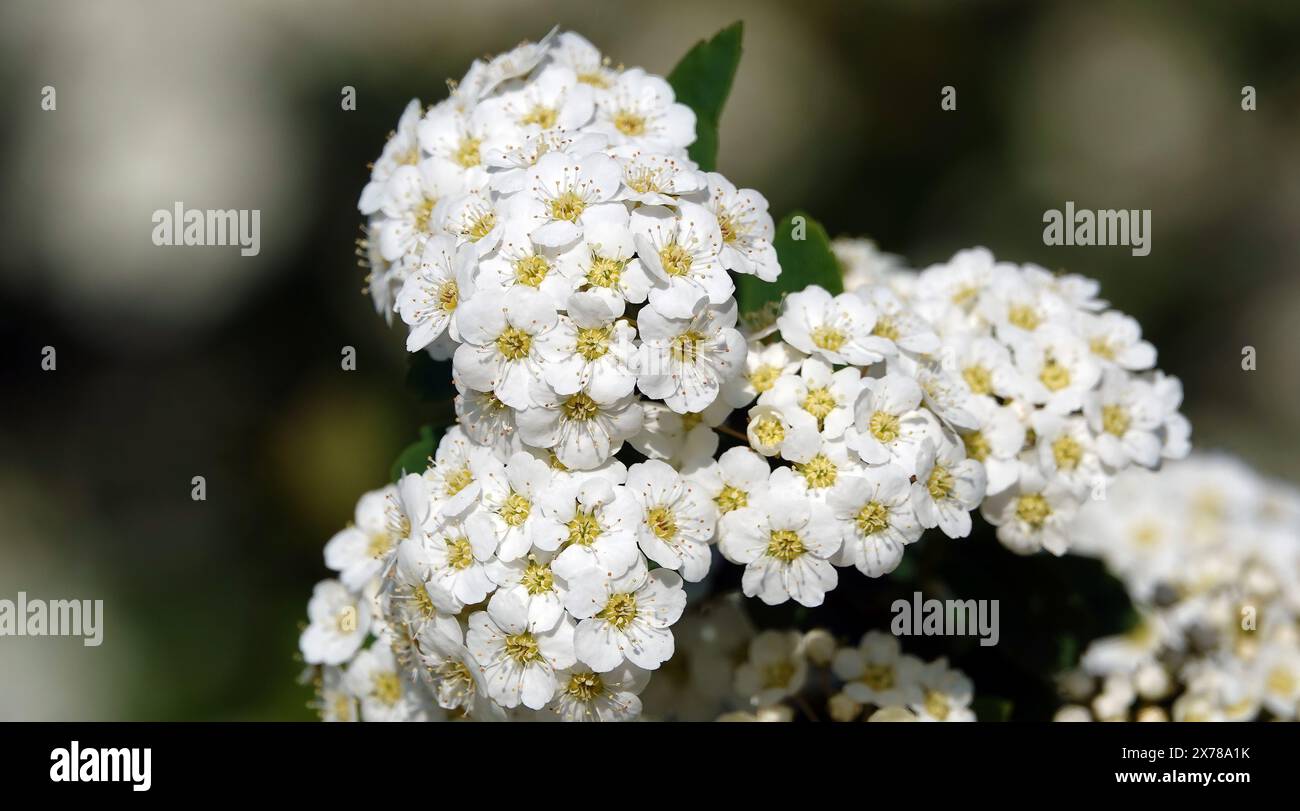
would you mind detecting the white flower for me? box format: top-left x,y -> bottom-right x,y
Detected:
546,31 -> 618,89
416,101 -> 492,180
475,225 -> 579,309
549,663 -> 650,722
760,356 -> 861,439
734,630 -> 808,707
1031,412 -> 1103,498
1079,310 -> 1156,371
345,645 -> 420,722
772,439 -> 858,503
478,63 -> 594,137
453,383 -> 519,456
376,160 -> 464,263
485,551 -> 566,632
567,554 -> 687,671
589,67 -> 695,152
466,589 -> 577,710
300,579 -> 370,665
540,477 -> 640,581
422,426 -> 499,520
554,206 -> 652,316
543,292 -> 637,401
982,463 -> 1078,555
359,98 -> 423,215
452,286 -> 564,409
691,446 -> 772,522
440,189 -> 505,255
466,450 -> 553,561
955,396 -> 1026,496
721,339 -> 804,408
396,235 -> 477,351
847,372 -> 928,465
324,485 -> 398,591
515,386 -> 643,470
855,286 -> 939,355
704,173 -> 780,281
416,626 -> 506,721
944,334 -> 1021,402
911,657 -> 976,721
625,459 -> 718,582
719,491 -> 841,607
516,150 -> 625,248
832,631 -> 925,707
1012,325 -> 1101,414
628,400 -> 726,472
910,438 -> 986,539
745,402 -> 821,463
827,464 -> 923,577
1083,369 -> 1164,469
635,299 -> 745,413
400,517 -> 497,611
613,147 -> 705,205
312,666 -> 359,722
777,286 -> 891,366
632,203 -> 728,318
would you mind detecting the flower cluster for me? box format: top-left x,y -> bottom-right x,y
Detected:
1054,455 -> 1300,722
733,239 -> 1190,577
357,29 -> 779,475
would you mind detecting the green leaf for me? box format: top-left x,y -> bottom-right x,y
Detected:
389,425 -> 437,482
667,21 -> 743,172
737,211 -> 844,316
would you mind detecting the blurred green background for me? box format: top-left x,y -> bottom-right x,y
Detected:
1,0 -> 1298,719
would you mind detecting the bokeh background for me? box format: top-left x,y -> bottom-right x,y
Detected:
1,0 -> 1298,720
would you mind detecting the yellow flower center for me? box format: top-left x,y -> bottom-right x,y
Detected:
801,386 -> 838,422
715,485 -> 748,514
597,593 -> 638,630
366,531 -> 393,558
962,365 -> 992,395
562,391 -> 600,422
520,105 -> 557,129
444,466 -> 474,496
413,198 -> 436,233
766,529 -> 807,562
575,326 -> 611,360
370,672 -> 402,705
1015,493 -> 1051,528
566,671 -> 605,701
1040,358 -> 1071,392
646,506 -> 677,540
520,559 -> 554,595
750,365 -> 781,393
501,491 -> 532,526
855,501 -> 889,535
587,255 -> 626,287
447,535 -> 475,570
495,326 -> 533,360
438,280 -> 459,312
514,255 -> 550,287
1008,304 -> 1040,331
466,211 -> 496,241
797,453 -> 838,489
613,110 -> 647,136
873,316 -> 901,341
924,689 -> 950,720
962,431 -> 990,462
1102,404 -> 1130,436
717,212 -> 740,244
670,331 -> 703,364
1089,337 -> 1116,360
549,190 -> 587,222
763,661 -> 796,689
411,584 -> 437,617
565,509 -> 602,547
862,663 -> 894,691
1052,435 -> 1083,470
869,411 -> 900,443
927,465 -> 954,500
504,632 -> 542,664
454,135 -> 481,168
659,243 -> 693,276
752,416 -> 785,447
811,325 -> 846,353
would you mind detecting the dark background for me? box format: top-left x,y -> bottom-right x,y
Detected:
1,0 -> 1297,719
